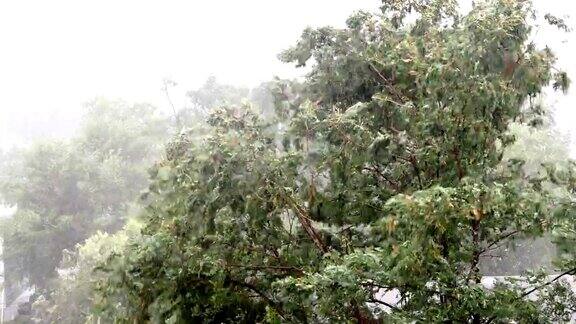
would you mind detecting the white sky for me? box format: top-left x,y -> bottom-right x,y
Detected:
0,0 -> 574,153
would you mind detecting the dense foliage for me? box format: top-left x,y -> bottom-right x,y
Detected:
92,0 -> 576,323
480,123 -> 572,275
0,78 -> 275,322
29,221 -> 140,323
0,99 -> 168,313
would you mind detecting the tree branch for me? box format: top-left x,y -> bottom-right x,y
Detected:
409,155 -> 423,189
367,62 -> 407,103
229,278 -> 288,320
363,165 -> 400,192
284,193 -> 329,253
480,230 -> 520,255
519,267 -> 576,299
452,146 -> 465,180
484,267 -> 576,324
162,79 -> 181,127
227,264 -> 304,276
367,297 -> 401,312
467,218 -> 482,283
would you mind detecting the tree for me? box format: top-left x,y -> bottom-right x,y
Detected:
178,76 -> 250,123
96,0 -> 575,322
0,99 -> 168,300
28,220 -> 141,324
179,76 -> 276,125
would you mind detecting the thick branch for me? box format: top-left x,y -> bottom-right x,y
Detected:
284,194 -> 329,253
367,297 -> 401,312
452,147 -> 465,180
409,155 -> 423,189
367,62 -> 407,103
467,218 -> 482,283
227,264 -> 304,276
361,281 -> 394,291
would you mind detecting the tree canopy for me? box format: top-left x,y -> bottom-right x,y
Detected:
93,0 -> 576,323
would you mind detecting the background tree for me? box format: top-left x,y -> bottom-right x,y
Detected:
179,76 -> 276,125
177,76 -> 249,124
0,98 -> 168,308
28,220 -> 141,324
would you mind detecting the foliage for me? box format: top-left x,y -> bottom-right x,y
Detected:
178,76 -> 250,125
480,123 -> 572,275
1,78 -> 277,323
95,0 -> 576,323
0,99 -> 168,295
28,220 -> 141,324
179,77 -> 276,125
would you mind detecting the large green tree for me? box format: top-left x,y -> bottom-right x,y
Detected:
96,0 -> 576,322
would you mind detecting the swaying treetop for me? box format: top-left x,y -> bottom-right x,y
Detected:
96,0 -> 575,322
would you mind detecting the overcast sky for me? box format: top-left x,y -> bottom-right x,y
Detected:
0,0 -> 574,153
